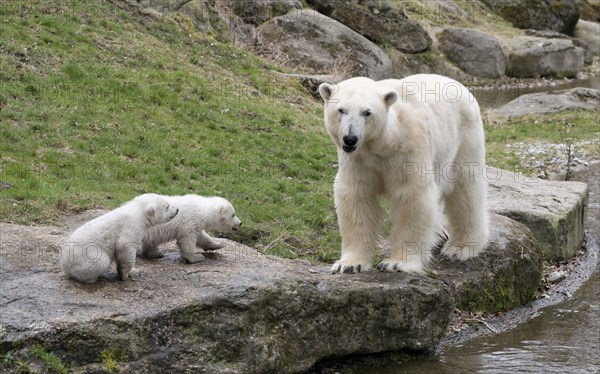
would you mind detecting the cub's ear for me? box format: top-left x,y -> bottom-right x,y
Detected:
144,204 -> 156,218
318,83 -> 337,102
383,90 -> 398,107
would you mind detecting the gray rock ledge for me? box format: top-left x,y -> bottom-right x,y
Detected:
0,211 -> 542,372
488,167 -> 588,260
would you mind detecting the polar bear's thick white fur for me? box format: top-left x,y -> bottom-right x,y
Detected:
61,193 -> 179,283
142,195 -> 242,263
319,74 -> 489,274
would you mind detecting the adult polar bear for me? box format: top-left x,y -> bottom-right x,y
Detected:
319,74 -> 489,274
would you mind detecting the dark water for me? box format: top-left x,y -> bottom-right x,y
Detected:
352,163 -> 600,373
471,75 -> 600,108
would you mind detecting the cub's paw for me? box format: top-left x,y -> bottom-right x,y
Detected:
376,260 -> 425,274
330,260 -> 372,274
143,250 -> 165,259
129,267 -> 141,279
201,241 -> 225,251
183,253 -> 205,264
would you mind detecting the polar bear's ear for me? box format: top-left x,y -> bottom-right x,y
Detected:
318,83 -> 336,102
383,90 -> 398,108
144,204 -> 156,218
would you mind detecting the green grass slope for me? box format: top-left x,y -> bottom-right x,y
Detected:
1,1 -> 597,263
0,0 -> 339,262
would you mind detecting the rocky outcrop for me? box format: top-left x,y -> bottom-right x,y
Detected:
577,0 -> 600,21
255,9 -> 392,79
433,214 -> 542,313
0,208 -> 542,372
574,20 -> 600,57
506,36 -> 585,78
438,28 -> 507,78
492,87 -> 600,117
487,167 -> 588,260
480,0 -> 580,35
232,0 -> 302,25
306,0 -> 431,53
127,0 -> 230,41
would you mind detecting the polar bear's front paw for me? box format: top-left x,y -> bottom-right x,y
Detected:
330,260 -> 372,274
376,260 -> 425,274
201,241 -> 225,251
441,241 -> 483,261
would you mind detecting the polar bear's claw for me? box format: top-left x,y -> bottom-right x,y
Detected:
377,260 -> 425,274
331,261 -> 371,274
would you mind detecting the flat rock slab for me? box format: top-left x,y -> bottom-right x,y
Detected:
1,218 -> 451,373
0,210 -> 542,372
492,87 -> 600,117
487,167 -> 588,260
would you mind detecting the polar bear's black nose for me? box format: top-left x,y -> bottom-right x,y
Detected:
343,135 -> 358,147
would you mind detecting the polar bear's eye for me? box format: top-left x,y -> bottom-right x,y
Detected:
338,108 -> 346,115
362,110 -> 372,117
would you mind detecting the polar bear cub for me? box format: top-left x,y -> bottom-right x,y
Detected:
319,74 -> 489,274
142,195 -> 242,263
61,193 -> 179,283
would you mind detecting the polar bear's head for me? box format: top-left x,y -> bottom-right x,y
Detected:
135,193 -> 179,226
212,197 -> 242,233
319,77 -> 398,154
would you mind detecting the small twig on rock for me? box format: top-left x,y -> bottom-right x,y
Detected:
465,318 -> 498,333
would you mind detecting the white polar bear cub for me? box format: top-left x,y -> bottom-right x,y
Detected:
142,195 -> 242,263
319,74 -> 489,274
61,193 -> 179,283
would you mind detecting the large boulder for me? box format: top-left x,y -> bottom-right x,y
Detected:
255,10 -> 393,79
492,87 -> 600,117
487,167 -> 589,260
480,0 -> 580,35
231,0 -> 302,25
506,36 -> 585,78
306,0 -> 432,53
577,0 -> 600,21
438,28 -> 507,78
0,218 -> 452,373
574,20 -> 600,56
0,208 -> 543,372
433,213 -> 542,313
